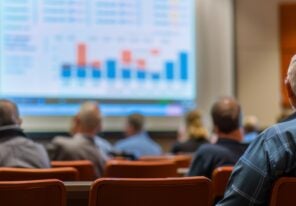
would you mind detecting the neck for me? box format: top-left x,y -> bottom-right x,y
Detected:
217,129 -> 243,142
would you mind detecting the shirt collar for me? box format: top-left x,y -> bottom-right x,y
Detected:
281,112 -> 296,122
0,125 -> 26,139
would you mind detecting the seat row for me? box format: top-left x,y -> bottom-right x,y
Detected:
0,176 -> 294,206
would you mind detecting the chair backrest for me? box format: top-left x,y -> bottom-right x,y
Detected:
139,155 -> 192,168
270,177 -> 296,206
212,166 -> 233,199
0,179 -> 66,206
51,160 -> 96,181
89,177 -> 213,206
0,167 -> 79,181
104,160 -> 178,178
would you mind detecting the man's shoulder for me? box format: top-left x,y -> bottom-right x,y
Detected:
259,119 -> 296,142
198,143 -> 229,152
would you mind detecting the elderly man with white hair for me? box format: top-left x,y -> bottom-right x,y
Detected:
0,99 -> 50,168
51,101 -> 112,177
217,55 -> 296,205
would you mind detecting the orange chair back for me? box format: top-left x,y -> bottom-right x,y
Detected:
212,166 -> 233,199
0,179 -> 66,206
104,160 -> 178,178
140,155 -> 192,168
89,177 -> 213,206
0,167 -> 79,181
51,160 -> 96,181
270,177 -> 296,206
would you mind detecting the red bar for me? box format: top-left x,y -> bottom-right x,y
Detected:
122,50 -> 132,65
151,48 -> 160,56
92,61 -> 101,69
77,43 -> 87,67
137,59 -> 146,69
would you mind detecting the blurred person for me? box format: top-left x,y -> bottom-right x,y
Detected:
171,109 -> 209,154
51,101 -> 111,177
0,99 -> 50,168
243,115 -> 259,143
115,113 -> 162,159
188,97 -> 247,178
217,55 -> 296,205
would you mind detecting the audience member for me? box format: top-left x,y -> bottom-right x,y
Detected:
217,55 -> 296,205
0,99 -> 50,168
171,109 -> 209,154
51,101 -> 110,177
243,115 -> 259,143
115,113 -> 162,159
188,97 -> 247,178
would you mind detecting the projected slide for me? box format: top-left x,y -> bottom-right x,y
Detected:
0,0 -> 195,101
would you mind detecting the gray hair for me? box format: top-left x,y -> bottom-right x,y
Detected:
77,101 -> 101,130
287,55 -> 296,95
0,99 -> 20,126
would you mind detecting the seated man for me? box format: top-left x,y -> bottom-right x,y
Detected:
188,97 -> 248,178
115,113 -> 162,159
51,101 -> 111,177
0,99 -> 50,168
217,55 -> 296,206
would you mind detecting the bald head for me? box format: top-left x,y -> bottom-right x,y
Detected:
72,101 -> 102,135
0,99 -> 21,127
211,97 -> 242,134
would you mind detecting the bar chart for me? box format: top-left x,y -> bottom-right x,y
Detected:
0,0 -> 196,102
61,44 -> 189,83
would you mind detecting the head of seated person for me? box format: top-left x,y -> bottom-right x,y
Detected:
125,113 -> 145,138
211,96 -> 243,143
0,99 -> 50,168
51,101 -> 108,177
188,97 -> 247,178
114,113 -> 162,158
171,109 -> 209,154
0,99 -> 22,128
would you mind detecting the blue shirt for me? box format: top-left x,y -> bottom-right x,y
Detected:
94,136 -> 113,158
115,132 -> 162,158
243,131 -> 258,143
217,112 -> 296,206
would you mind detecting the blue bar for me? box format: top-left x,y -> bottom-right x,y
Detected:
165,61 -> 174,80
77,67 -> 87,78
92,68 -> 101,79
180,52 -> 188,80
137,70 -> 146,80
61,64 -> 71,78
122,68 -> 131,79
107,60 -> 116,79
152,73 -> 160,80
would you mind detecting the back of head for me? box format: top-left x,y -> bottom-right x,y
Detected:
0,99 -> 21,127
127,113 -> 145,133
211,97 -> 242,134
244,115 -> 259,133
185,109 -> 208,139
76,101 -> 101,133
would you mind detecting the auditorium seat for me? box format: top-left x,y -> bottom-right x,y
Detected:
51,160 -> 96,181
104,160 -> 178,178
0,167 -> 79,181
270,177 -> 296,206
0,179 -> 66,206
212,166 -> 233,201
89,177 -> 213,206
139,154 -> 192,168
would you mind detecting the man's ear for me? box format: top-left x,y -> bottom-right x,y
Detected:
285,79 -> 294,98
70,115 -> 79,135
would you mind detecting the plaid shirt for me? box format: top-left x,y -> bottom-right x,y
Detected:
217,113 -> 296,206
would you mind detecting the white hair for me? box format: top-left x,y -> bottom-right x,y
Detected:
287,55 -> 296,95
